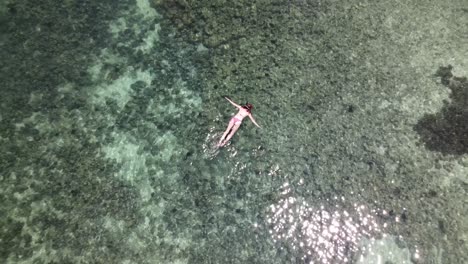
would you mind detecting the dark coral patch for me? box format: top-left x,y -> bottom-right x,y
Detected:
414,65 -> 468,155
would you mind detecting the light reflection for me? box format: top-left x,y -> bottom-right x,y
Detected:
266,183 -> 384,263
414,248 -> 420,259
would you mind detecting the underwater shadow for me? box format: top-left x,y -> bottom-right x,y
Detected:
414,65 -> 468,155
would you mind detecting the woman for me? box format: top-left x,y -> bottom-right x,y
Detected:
217,96 -> 261,147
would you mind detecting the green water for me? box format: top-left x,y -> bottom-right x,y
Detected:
1,0 -> 467,263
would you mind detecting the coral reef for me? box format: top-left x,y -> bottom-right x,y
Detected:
415,65 -> 468,155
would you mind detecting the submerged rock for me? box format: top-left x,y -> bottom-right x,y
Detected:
414,65 -> 468,155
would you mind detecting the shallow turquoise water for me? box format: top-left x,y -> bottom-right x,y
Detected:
1,0 -> 467,263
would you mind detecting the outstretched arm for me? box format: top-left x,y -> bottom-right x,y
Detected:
224,96 -> 242,109
248,114 -> 261,128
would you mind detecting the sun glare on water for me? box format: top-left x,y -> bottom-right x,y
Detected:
266,182 -> 385,263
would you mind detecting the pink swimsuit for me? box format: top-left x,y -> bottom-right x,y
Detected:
230,117 -> 242,125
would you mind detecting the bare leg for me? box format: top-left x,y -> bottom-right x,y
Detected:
218,121 -> 234,146
221,124 -> 241,146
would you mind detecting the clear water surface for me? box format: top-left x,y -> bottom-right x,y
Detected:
1,0 -> 467,263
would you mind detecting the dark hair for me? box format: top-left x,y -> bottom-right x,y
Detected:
243,103 -> 253,112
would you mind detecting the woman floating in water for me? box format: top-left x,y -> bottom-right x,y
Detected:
217,96 -> 261,147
